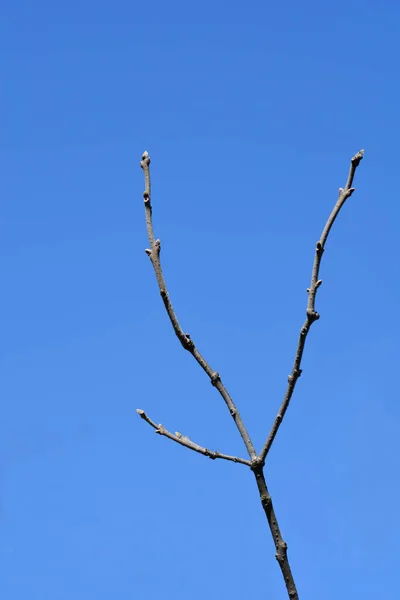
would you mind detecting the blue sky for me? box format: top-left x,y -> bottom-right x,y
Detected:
1,2 -> 399,598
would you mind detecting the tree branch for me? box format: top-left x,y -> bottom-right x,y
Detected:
136,409 -> 252,466
252,464 -> 298,600
138,149 -> 364,600
259,149 -> 364,463
140,151 -> 256,459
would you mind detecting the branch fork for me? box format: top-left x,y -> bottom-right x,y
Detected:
138,148 -> 364,600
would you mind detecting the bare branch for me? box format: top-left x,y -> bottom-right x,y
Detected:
140,151 -> 256,459
259,150 -> 364,462
139,149 -> 364,600
252,465 -> 298,600
136,409 -> 252,466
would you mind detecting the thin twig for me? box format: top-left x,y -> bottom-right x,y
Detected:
139,151 -> 256,459
138,149 -> 364,600
137,409 -> 252,466
259,150 -> 364,463
252,464 -> 298,600
138,150 -> 298,597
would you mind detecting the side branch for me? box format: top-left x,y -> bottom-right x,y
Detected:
259,150 -> 364,462
140,151 -> 256,459
136,409 -> 252,466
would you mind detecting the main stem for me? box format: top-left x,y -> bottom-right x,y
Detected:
253,466 -> 298,600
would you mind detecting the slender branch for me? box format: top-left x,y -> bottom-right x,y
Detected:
140,151 -> 256,459
138,149 -> 364,600
252,465 -> 298,600
259,149 -> 364,462
136,409 -> 252,466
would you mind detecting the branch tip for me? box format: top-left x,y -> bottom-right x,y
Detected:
141,150 -> 151,166
351,149 -> 364,164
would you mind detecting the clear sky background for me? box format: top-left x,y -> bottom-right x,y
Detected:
1,2 -> 399,599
